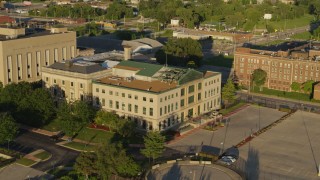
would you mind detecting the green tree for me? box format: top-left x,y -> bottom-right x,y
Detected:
221,78 -> 236,107
94,110 -> 119,131
74,152 -> 98,179
141,131 -> 165,163
302,80 -> 314,93
252,68 -> 267,91
116,119 -> 136,138
56,100 -> 95,136
290,82 -> 301,92
96,143 -> 140,179
156,38 -> 203,67
0,113 -> 18,148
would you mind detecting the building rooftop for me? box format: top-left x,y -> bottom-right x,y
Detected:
48,60 -> 107,74
96,76 -> 178,93
0,28 -> 73,41
115,61 -> 163,77
95,61 -> 220,93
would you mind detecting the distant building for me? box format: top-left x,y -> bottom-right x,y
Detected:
314,83 -> 320,100
0,16 -> 15,24
171,18 -> 180,27
234,42 -> 320,92
122,38 -> 163,54
0,26 -> 77,86
92,60 -> 221,131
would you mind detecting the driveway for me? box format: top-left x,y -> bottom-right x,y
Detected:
10,130 -> 79,171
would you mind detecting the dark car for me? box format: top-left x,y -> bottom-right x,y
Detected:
50,132 -> 65,141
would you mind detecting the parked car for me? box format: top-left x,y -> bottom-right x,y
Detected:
218,155 -> 237,165
50,131 -> 65,141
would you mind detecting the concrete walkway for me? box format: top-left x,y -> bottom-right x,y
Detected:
20,124 -> 97,145
167,104 -> 250,145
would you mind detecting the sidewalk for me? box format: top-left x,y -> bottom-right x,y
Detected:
20,124 -> 97,146
166,104 -> 250,145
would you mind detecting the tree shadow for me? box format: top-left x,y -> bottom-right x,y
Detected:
161,163 -> 183,180
245,146 -> 260,180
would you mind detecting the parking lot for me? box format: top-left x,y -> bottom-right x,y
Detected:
168,106 -> 286,151
239,111 -> 320,180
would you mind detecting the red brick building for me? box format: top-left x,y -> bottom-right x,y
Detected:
0,16 -> 15,24
234,42 -> 320,92
314,83 -> 320,100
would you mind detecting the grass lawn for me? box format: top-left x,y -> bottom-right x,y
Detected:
256,14 -> 314,30
63,142 -> 97,152
41,119 -> 61,132
203,55 -> 234,68
75,127 -> 115,144
291,31 -> 312,40
16,158 -> 36,167
219,102 -> 246,115
34,151 -> 51,161
159,29 -> 173,37
251,86 -> 320,103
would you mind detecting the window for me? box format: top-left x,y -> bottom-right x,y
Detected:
171,103 -> 173,111
54,79 -> 56,84
62,80 -> 65,85
150,98 -> 153,103
116,101 -> 119,109
122,93 -> 125,97
102,89 -> 105,93
128,94 -> 132,98
198,93 -> 201,100
122,103 -> 125,110
143,97 -> 146,101
96,88 -> 99,92
181,88 -> 185,96
109,91 -> 113,95
71,82 -> 74,87
176,102 -> 178,110
134,105 -> 138,113
128,104 -> 132,112
46,77 -> 49,82
188,85 -> 195,93
143,107 -> 146,115
109,100 -> 113,108
160,108 -> 163,116
188,95 -> 194,104
164,106 -> 167,114
102,98 -> 105,106
115,92 -> 119,96
135,95 -> 138,100
160,98 -> 163,102
198,83 -> 202,90
149,108 -> 153,116
180,99 -> 185,107
171,94 -> 174,98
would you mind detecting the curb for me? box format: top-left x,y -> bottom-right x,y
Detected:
167,104 -> 250,145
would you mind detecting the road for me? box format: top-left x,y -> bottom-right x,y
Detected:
10,129 -> 79,172
237,91 -> 320,114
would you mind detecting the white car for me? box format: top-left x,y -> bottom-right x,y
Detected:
221,156 -> 237,163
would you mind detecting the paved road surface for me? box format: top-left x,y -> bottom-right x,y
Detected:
11,129 -> 79,171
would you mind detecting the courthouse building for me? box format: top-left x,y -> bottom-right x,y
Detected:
92,61 -> 221,131
0,26 -> 76,85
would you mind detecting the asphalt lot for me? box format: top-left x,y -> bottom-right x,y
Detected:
167,106 -> 286,152
148,164 -> 237,180
10,130 -> 79,171
0,164 -> 52,180
239,110 -> 320,180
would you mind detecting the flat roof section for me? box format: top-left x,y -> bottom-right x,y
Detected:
95,76 -> 177,93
